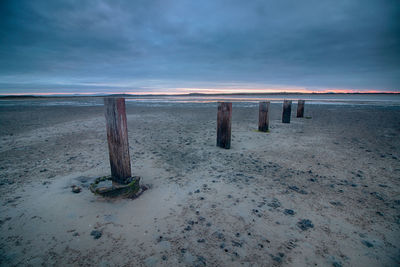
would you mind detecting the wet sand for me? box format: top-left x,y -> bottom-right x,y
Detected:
0,99 -> 399,266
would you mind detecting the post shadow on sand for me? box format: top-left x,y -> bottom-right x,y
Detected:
90,97 -> 146,198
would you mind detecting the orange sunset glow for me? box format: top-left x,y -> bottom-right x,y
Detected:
1,88 -> 399,96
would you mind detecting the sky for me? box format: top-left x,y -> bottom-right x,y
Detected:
0,0 -> 399,95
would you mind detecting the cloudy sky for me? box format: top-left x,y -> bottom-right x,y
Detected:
0,0 -> 399,94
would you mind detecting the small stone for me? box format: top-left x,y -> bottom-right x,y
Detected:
71,185 -> 81,193
194,189 -> 200,193
90,230 -> 102,239
197,239 -> 205,243
267,198 -> 281,208
162,255 -> 167,261
361,240 -> 373,248
271,255 -> 281,263
330,201 -> 343,206
212,232 -> 225,240
184,226 -> 192,231
284,209 -> 295,215
288,185 -> 308,194
297,219 -> 314,231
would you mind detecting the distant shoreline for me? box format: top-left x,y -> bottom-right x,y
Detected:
0,92 -> 399,99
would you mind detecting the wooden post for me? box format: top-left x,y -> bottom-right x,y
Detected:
104,98 -> 131,184
282,100 -> 292,123
297,100 -> 305,118
217,102 -> 232,149
258,101 -> 270,132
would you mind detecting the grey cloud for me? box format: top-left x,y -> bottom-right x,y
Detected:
0,0 -> 399,93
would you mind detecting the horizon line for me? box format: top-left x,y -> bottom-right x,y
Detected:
1,90 -> 400,98
1,87 -> 400,97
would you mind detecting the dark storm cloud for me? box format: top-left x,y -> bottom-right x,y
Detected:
0,0 -> 399,93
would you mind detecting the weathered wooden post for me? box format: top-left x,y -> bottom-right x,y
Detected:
104,97 -> 132,184
89,97 -> 142,198
217,102 -> 232,149
258,101 -> 270,132
297,100 -> 305,118
282,100 -> 292,123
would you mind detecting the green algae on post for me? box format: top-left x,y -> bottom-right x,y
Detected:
89,175 -> 141,198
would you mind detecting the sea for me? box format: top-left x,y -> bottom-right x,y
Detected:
0,94 -> 399,107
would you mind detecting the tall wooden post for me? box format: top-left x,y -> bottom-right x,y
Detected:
258,101 -> 270,132
282,100 -> 292,123
217,102 -> 232,149
104,98 -> 131,184
297,100 -> 305,118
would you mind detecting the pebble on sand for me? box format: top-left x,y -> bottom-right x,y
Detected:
90,230 -> 102,239
361,240 -> 374,248
297,219 -> 314,231
71,185 -> 81,193
284,209 -> 295,215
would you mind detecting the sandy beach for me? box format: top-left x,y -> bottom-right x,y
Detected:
0,98 -> 399,266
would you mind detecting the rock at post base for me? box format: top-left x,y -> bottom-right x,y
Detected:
89,175 -> 143,198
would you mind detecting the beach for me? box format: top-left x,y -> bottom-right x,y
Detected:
0,97 -> 399,266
